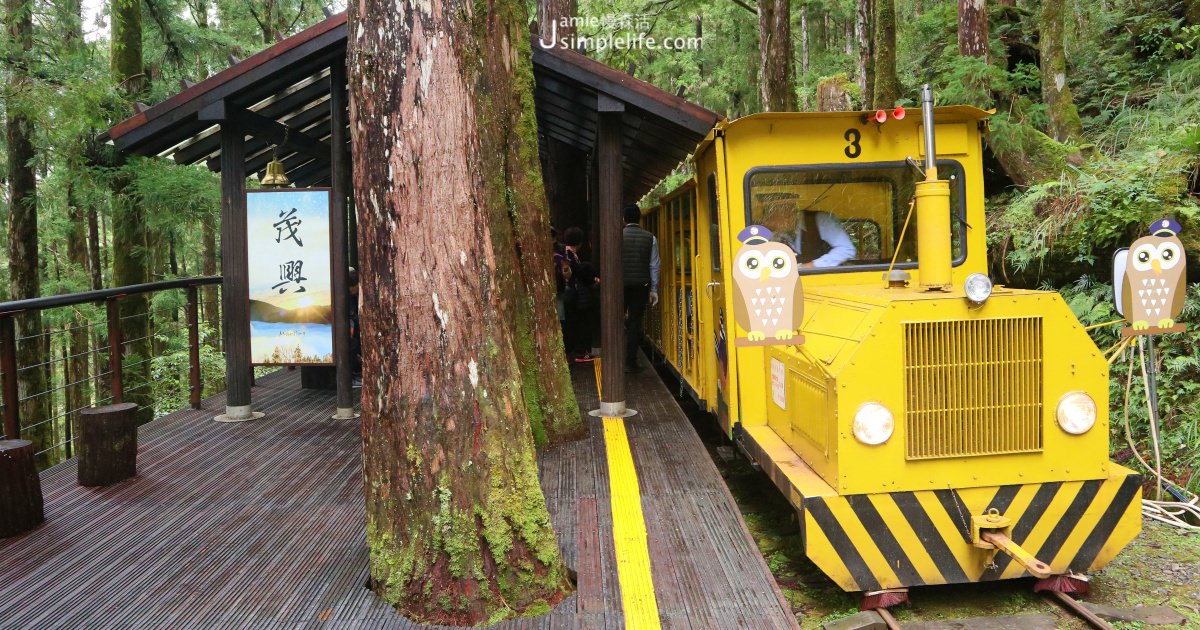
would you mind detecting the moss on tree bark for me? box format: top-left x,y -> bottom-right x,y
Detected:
1039,0 -> 1084,142
5,0 -> 52,462
872,0 -> 898,108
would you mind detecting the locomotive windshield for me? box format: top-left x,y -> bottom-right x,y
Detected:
745,161 -> 966,272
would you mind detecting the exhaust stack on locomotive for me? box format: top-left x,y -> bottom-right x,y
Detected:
915,84 -> 953,291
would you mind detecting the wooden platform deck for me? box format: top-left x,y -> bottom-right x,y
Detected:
0,362 -> 796,629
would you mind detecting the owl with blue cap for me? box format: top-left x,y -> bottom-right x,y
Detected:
731,225 -> 804,343
1123,218 -> 1186,331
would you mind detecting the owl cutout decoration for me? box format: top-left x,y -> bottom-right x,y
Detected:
730,225 -> 805,347
1114,218 -> 1187,338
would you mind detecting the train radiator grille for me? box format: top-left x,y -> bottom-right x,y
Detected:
903,317 -> 1044,459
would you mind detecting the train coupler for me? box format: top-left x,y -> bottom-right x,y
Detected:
972,508 -> 1053,578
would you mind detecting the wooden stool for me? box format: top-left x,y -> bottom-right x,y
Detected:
1,440 -> 44,538
77,402 -> 139,487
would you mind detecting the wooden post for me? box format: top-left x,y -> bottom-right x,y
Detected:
0,440 -> 44,537
596,94 -> 626,416
105,297 -> 124,404
330,62 -> 356,420
0,316 -> 19,440
187,285 -> 202,409
217,120 -> 257,421
76,402 -> 138,486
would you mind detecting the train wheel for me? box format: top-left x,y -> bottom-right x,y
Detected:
859,588 -> 908,610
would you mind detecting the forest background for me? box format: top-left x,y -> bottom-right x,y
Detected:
1,0 -> 1199,493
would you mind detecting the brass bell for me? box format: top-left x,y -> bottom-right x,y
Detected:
260,157 -> 290,187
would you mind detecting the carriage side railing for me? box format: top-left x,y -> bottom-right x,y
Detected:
0,277 -> 223,469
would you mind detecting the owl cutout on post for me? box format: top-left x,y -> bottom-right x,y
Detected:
1118,218 -> 1187,338
731,225 -> 805,347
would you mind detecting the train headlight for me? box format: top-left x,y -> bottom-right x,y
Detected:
1056,392 -> 1097,435
964,273 -> 993,304
853,403 -> 895,445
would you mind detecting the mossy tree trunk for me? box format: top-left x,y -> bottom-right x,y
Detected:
1039,0 -> 1084,141
758,0 -> 796,111
5,0 -> 52,461
63,2 -> 90,460
871,0 -> 898,108
510,0 -> 584,446
532,0 -> 588,444
110,0 -> 153,422
66,186 -> 92,459
856,0 -> 874,107
348,0 -> 573,623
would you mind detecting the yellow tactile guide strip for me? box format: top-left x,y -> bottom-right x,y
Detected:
593,359 -> 662,629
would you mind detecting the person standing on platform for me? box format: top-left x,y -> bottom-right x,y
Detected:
563,227 -> 597,361
621,204 -> 660,373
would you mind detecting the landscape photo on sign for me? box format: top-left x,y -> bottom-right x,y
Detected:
1114,218 -> 1187,338
730,225 -> 805,347
246,189 -> 335,364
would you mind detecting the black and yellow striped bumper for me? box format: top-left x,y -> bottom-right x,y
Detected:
802,468 -> 1143,591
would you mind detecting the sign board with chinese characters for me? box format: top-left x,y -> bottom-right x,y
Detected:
246,189 -> 334,365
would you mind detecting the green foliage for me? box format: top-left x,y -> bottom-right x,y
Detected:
150,323 -> 227,416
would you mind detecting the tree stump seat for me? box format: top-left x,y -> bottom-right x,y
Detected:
77,402 -> 139,487
0,440 -> 44,538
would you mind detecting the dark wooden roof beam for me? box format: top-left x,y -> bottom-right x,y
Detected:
173,77 -> 332,165
199,100 -> 330,163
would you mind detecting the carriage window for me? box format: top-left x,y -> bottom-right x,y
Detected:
744,161 -> 966,272
708,173 -> 721,272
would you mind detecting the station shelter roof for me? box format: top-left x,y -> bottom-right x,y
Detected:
103,12 -> 722,202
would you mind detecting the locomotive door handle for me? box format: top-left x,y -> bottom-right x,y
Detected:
705,281 -> 720,298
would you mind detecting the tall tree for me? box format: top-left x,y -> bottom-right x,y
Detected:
872,0 -> 898,108
856,0 -> 874,107
538,0 -> 575,41
4,0 -> 52,458
348,0 -> 573,623
800,4 -> 810,74
1039,0 -> 1084,141
110,0 -> 154,421
958,0 -> 988,60
62,0 -> 91,461
758,0 -> 797,111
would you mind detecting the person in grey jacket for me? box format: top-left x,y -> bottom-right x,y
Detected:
621,204 -> 660,373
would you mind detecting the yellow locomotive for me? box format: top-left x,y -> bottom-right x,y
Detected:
643,89 -> 1142,596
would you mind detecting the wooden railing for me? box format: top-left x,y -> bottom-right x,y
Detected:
0,277 -> 222,465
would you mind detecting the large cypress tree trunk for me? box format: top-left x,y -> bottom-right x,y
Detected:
1039,0 -> 1083,141
758,0 -> 796,111
349,0 -> 572,622
872,0 -> 898,108
110,0 -> 153,422
5,0 -> 53,463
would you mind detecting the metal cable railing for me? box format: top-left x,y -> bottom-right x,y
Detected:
0,277 -> 223,469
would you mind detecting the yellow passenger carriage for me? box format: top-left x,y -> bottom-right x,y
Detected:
643,92 -> 1142,597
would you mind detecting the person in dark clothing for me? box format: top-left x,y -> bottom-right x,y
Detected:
348,267 -> 362,386
562,227 -> 597,361
621,204 -> 660,373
